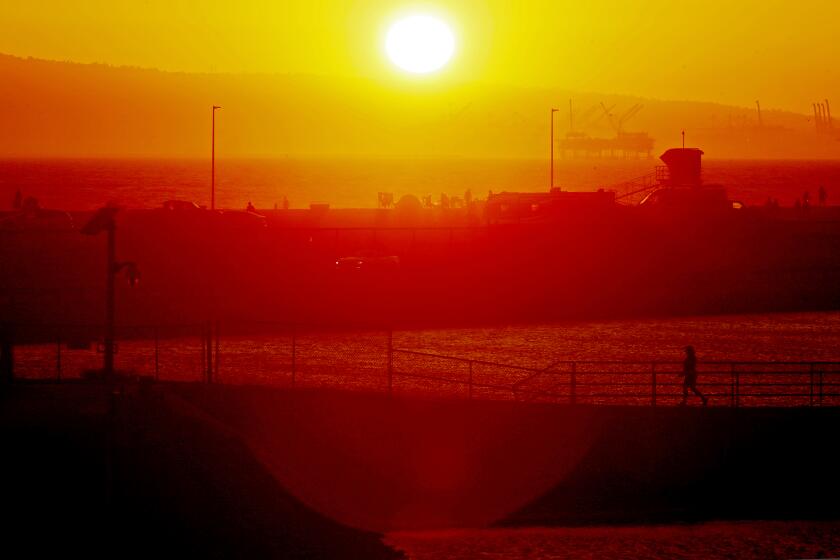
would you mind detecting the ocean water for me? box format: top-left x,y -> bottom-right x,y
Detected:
385,522 -> 840,560
2,157 -> 840,211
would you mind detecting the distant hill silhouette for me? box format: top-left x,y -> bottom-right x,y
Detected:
1,53 -> 837,159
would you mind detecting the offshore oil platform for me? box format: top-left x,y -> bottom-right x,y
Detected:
558,100 -> 655,159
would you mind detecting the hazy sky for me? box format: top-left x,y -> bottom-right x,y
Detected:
3,1 -> 838,112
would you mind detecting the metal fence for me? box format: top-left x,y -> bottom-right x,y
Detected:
5,324 -> 840,407
391,351 -> 840,407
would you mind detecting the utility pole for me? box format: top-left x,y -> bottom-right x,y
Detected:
211,105 -> 221,210
80,208 -> 138,380
550,108 -> 559,189
104,218 -> 116,378
208,105 -> 222,380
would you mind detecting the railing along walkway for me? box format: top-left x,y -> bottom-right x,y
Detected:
390,349 -> 840,407
7,323 -> 840,407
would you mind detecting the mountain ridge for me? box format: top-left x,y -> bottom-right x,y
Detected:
1,52 -> 837,159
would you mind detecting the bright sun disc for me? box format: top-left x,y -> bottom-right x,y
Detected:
386,15 -> 455,74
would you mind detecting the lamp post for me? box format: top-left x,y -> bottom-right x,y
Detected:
211,105 -> 222,210
550,108 -> 559,190
80,207 -> 139,379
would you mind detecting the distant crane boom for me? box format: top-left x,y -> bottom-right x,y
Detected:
601,102 -> 643,134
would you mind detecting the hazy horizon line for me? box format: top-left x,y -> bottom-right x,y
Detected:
0,51 -> 810,117
2,154 -> 840,163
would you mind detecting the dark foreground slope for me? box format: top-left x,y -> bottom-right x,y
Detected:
172,384 -> 840,531
5,381 -> 839,557
499,405 -> 840,526
0,383 -> 402,559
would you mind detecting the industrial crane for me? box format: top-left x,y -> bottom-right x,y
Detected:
600,102 -> 644,135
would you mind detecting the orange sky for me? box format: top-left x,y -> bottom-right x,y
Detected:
3,0 -> 839,113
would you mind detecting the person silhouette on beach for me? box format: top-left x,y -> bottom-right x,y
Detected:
246,201 -> 255,212
819,185 -> 827,207
680,345 -> 708,406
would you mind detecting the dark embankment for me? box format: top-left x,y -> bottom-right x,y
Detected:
0,383 -> 402,559
170,384 -> 840,531
6,206 -> 840,336
500,405 -> 840,526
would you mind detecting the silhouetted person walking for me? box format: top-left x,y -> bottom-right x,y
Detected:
246,201 -> 256,212
680,345 -> 707,406
819,185 -> 828,207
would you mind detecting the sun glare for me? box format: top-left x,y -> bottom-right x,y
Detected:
385,15 -> 455,74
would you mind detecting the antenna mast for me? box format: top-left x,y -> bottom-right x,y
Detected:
569,99 -> 574,132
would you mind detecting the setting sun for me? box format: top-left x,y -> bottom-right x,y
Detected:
385,14 -> 455,74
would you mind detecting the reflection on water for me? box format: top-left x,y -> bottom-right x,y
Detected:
386,521 -> 840,560
399,310 -> 840,365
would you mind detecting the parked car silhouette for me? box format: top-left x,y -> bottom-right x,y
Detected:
335,250 -> 400,271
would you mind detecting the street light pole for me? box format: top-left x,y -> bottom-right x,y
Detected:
211,105 -> 222,210
550,108 -> 559,190
103,218 -> 116,378
80,207 -> 137,380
